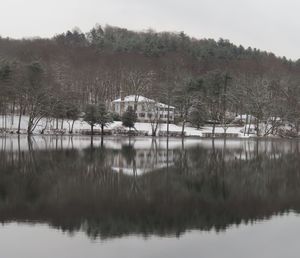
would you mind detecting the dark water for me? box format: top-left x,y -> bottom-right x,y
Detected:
0,136 -> 300,258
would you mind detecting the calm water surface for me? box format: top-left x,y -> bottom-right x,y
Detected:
0,136 -> 300,258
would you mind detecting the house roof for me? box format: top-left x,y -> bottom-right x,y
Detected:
112,95 -> 175,109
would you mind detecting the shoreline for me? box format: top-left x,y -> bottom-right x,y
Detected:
1,132 -> 298,140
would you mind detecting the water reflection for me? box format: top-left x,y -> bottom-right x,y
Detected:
0,136 -> 300,239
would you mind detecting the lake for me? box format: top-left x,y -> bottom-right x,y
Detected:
0,136 -> 300,258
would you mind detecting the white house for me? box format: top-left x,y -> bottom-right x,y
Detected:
111,95 -> 175,123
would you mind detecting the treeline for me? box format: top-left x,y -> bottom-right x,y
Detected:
1,25 -> 300,135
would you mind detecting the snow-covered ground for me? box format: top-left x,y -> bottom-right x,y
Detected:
109,121 -> 204,137
0,115 -> 247,137
200,126 -> 246,135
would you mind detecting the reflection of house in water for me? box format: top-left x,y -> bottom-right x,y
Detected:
107,139 -> 175,176
111,147 -> 175,176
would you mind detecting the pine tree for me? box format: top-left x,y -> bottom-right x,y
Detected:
84,104 -> 99,135
122,106 -> 137,130
98,102 -> 112,135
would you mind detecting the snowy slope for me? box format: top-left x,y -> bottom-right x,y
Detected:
0,115 -> 246,137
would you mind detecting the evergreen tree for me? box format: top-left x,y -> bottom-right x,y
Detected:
122,106 -> 137,130
98,102 -> 112,135
84,103 -> 112,135
84,104 -> 100,135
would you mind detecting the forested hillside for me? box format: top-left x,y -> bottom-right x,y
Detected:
1,25 -> 300,135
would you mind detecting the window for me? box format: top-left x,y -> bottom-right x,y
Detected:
139,113 -> 145,118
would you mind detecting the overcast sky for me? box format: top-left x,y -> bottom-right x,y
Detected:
1,0 -> 299,60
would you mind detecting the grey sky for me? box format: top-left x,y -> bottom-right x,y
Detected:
0,0 -> 299,60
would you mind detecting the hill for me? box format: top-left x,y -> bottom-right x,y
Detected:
1,25 -> 300,136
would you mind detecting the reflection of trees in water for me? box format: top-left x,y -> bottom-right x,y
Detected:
0,137 -> 300,239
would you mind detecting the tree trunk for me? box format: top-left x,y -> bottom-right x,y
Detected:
11,101 -> 15,128
91,124 -> 94,136
101,124 -> 104,135
244,114 -> 249,136
70,120 -> 75,134
27,119 -> 33,135
4,109 -> 7,131
247,116 -> 251,136
152,122 -> 158,137
212,121 -> 216,137
181,119 -> 186,137
17,107 -> 22,134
